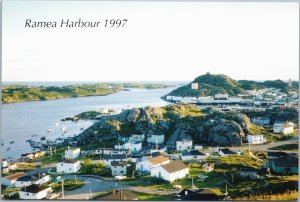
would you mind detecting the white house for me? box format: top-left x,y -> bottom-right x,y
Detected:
136,155 -> 170,173
15,173 -> 50,188
176,139 -> 193,151
56,160 -> 81,173
151,160 -> 189,182
247,134 -> 266,145
273,122 -> 294,134
191,83 -> 198,90
1,172 -> 25,187
130,134 -> 145,142
102,154 -> 127,167
123,141 -> 142,153
65,147 -> 80,159
194,145 -> 203,150
147,134 -> 165,144
218,148 -> 237,156
2,159 -> 8,168
111,161 -> 127,176
181,150 -> 209,161
214,93 -> 229,100
19,184 -> 52,200
95,148 -> 127,155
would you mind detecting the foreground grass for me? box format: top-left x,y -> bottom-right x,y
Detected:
52,180 -> 85,192
234,190 -> 298,200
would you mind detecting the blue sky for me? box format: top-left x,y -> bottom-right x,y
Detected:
2,1 -> 299,81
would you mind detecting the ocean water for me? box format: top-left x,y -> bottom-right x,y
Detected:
1,86 -> 177,160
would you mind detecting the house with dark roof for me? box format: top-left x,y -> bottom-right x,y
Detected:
181,150 -> 209,161
151,160 -> 189,182
268,155 -> 298,175
218,148 -> 237,156
15,173 -> 50,188
177,189 -> 220,201
97,189 -> 138,200
19,184 -> 52,200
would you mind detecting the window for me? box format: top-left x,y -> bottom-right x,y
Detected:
120,171 -> 124,173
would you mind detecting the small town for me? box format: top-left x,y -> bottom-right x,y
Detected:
1,76 -> 298,201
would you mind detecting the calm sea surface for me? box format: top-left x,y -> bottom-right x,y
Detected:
1,86 -> 179,160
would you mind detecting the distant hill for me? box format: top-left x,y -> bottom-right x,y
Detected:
164,73 -> 298,98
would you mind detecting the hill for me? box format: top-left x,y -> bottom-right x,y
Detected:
164,73 -> 298,98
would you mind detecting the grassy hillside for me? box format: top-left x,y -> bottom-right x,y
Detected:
2,83 -> 173,104
165,73 -> 298,97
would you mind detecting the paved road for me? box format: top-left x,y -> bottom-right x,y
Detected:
58,175 -> 129,200
202,137 -> 298,154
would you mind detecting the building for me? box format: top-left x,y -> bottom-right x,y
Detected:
1,172 -> 25,187
267,151 -> 289,159
95,148 -> 127,155
111,161 -> 127,176
151,160 -> 189,182
15,173 -> 50,188
129,134 -> 145,142
56,160 -> 81,173
273,122 -> 294,134
268,155 -> 298,175
218,148 -> 237,156
102,154 -> 127,167
214,93 -> 229,100
147,134 -> 165,144
177,189 -> 220,201
19,184 -> 52,200
98,189 -> 139,200
191,83 -> 198,90
194,145 -> 203,150
123,141 -> 142,153
202,163 -> 214,173
251,117 -> 270,125
247,134 -> 266,145
2,159 -> 8,168
181,150 -> 209,161
65,147 -> 80,159
136,155 -> 170,173
176,139 -> 193,151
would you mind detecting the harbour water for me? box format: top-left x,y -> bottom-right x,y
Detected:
1,86 -> 178,160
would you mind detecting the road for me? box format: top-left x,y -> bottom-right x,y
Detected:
57,175 -> 129,200
203,137 -> 298,153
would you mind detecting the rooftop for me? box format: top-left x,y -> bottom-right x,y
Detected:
17,173 -> 47,182
20,184 -> 50,193
178,189 -> 220,201
103,154 -> 127,160
148,155 -> 170,166
182,150 -> 206,156
271,156 -> 298,167
4,172 -> 25,181
161,160 -> 188,173
219,148 -> 237,155
62,159 -> 80,164
111,161 -> 127,167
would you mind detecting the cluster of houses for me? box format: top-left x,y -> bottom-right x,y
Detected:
1,159 -> 18,173
20,151 -> 45,161
1,166 -> 52,200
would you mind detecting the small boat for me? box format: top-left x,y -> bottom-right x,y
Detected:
10,141 -> 15,144
55,122 -> 60,126
31,134 -> 38,137
61,126 -> 67,131
80,128 -> 84,130
47,129 -> 54,132
26,139 -> 32,143
41,137 -> 46,141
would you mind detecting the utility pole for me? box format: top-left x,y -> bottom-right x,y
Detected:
248,142 -> 251,158
61,179 -> 64,199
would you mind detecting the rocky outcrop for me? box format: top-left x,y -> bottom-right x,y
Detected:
75,104 -> 251,147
